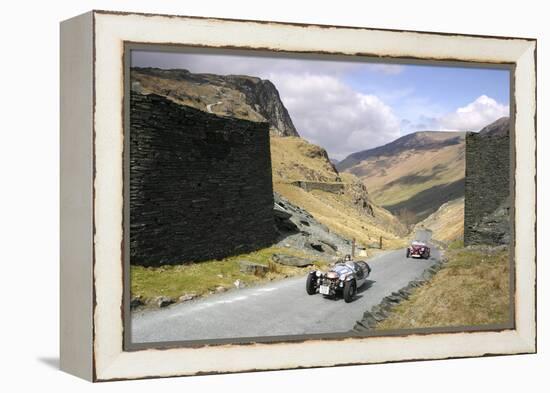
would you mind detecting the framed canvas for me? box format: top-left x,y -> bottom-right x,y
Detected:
60,10 -> 537,381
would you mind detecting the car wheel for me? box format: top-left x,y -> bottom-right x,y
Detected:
343,280 -> 356,303
306,272 -> 317,295
406,249 -> 410,258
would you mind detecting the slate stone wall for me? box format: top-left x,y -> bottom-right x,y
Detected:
290,180 -> 345,194
464,132 -> 510,245
130,92 -> 276,266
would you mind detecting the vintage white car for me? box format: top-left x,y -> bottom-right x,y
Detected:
306,257 -> 371,303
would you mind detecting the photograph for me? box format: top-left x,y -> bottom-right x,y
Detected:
126,47 -> 513,345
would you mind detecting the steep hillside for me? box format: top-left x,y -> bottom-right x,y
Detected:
478,116 -> 510,137
131,67 -> 407,248
131,67 -> 299,137
337,131 -> 466,222
270,136 -> 406,243
414,197 -> 464,243
270,136 -> 341,183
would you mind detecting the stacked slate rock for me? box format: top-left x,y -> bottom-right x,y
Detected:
130,92 -> 276,266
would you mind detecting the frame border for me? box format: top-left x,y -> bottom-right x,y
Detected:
61,10 -> 537,381
122,42 -> 517,351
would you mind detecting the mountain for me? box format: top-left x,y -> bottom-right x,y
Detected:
270,137 -> 341,183
131,67 -> 299,137
337,131 -> 466,222
478,116 -> 510,137
271,137 -> 407,247
131,67 -> 407,250
337,131 -> 464,171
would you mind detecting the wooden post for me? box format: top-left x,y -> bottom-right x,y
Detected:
379,236 -> 383,249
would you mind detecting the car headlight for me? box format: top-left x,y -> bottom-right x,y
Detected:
316,271 -> 322,277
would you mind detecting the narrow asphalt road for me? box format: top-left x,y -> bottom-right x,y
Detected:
132,239 -> 440,344
206,101 -> 222,113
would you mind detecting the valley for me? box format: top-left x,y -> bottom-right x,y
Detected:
337,131 -> 466,223
130,66 -> 475,258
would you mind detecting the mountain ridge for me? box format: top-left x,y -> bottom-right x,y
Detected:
131,67 -> 299,137
337,131 -> 466,172
478,116 -> 510,137
337,131 -> 467,223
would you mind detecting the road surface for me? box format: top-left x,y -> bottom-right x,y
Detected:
132,240 -> 439,343
206,101 -> 222,113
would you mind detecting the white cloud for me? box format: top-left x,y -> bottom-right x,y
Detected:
402,95 -> 509,133
437,95 -> 509,131
132,51 -> 507,156
270,73 -> 401,160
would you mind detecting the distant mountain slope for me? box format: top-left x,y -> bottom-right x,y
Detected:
337,131 -> 466,222
131,67 -> 299,137
478,116 -> 510,137
337,131 -> 464,172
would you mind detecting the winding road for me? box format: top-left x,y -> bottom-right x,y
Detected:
131,233 -> 439,344
206,101 -> 222,113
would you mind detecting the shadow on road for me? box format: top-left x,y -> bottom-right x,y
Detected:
357,279 -> 375,294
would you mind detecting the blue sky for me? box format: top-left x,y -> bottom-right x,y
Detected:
132,50 -> 510,159
343,64 -> 510,134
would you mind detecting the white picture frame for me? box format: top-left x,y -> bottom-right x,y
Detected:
60,10 -> 536,381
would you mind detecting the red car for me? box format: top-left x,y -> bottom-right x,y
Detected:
406,241 -> 430,259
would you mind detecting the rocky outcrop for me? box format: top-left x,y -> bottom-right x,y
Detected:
273,193 -> 353,257
227,76 -> 299,137
464,117 -> 510,246
343,178 -> 375,217
132,67 -> 299,137
271,254 -> 316,267
239,261 -> 270,275
466,198 -> 511,245
479,116 -> 510,137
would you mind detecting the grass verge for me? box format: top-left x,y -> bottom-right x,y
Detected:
131,246 -> 330,307
376,246 -> 510,329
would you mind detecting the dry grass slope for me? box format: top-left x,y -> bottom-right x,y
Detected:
131,246 -> 330,304
376,246 -> 510,329
270,136 -> 340,182
343,132 -> 466,221
270,136 -> 407,249
132,70 -> 266,123
274,182 -> 406,250
414,197 -> 464,243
